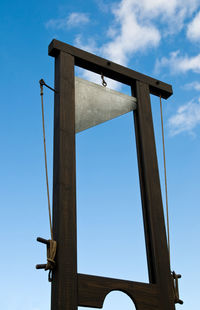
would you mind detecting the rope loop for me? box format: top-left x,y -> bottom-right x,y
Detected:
36,237 -> 57,282
45,239 -> 57,271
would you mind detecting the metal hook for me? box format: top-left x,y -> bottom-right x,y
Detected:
101,73 -> 107,87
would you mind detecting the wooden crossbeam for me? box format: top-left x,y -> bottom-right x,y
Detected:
78,273 -> 159,310
48,39 -> 173,99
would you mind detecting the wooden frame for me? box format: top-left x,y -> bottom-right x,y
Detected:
49,39 -> 175,310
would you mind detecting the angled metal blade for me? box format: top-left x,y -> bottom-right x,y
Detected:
75,77 -> 137,133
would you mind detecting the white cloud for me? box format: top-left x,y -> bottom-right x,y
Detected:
185,81 -> 200,91
74,35 -> 98,54
74,35 -> 99,55
101,4 -> 161,65
73,0 -> 199,68
168,98 -> 200,136
73,0 -> 200,89
67,13 -> 89,27
93,0 -> 199,67
45,12 -> 89,30
187,11 -> 200,42
108,0 -> 199,40
155,51 -> 200,74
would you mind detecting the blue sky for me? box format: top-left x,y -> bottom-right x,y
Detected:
1,0 -> 200,309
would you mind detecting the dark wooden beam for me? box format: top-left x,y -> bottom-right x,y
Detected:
132,81 -> 175,310
78,273 -> 159,310
48,39 -> 173,99
51,51 -> 77,310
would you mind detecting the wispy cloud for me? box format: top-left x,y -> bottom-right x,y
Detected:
75,0 -> 199,67
155,50 -> 200,74
101,1 -> 161,66
100,0 -> 198,65
67,12 -> 89,27
95,0 -> 110,13
187,11 -> 200,42
73,0 -> 200,89
74,35 -> 98,54
185,81 -> 200,91
45,12 -> 89,30
168,98 -> 200,136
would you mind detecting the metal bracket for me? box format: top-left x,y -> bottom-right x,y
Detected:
39,79 -> 57,93
172,271 -> 183,304
36,237 -> 57,282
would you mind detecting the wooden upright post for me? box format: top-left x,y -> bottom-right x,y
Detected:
51,51 -> 77,310
133,81 -> 175,309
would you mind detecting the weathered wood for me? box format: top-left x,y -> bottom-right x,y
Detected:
37,237 -> 50,246
132,81 -> 175,309
78,273 -> 159,310
36,264 -> 47,269
48,40 -> 175,310
48,39 -> 172,99
51,51 -> 77,310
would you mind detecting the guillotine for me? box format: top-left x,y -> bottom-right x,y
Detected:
37,39 -> 178,310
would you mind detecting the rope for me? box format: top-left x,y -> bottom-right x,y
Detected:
38,79 -> 58,282
160,95 -> 170,264
40,81 -> 53,240
160,96 -> 184,304
45,239 -> 57,271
